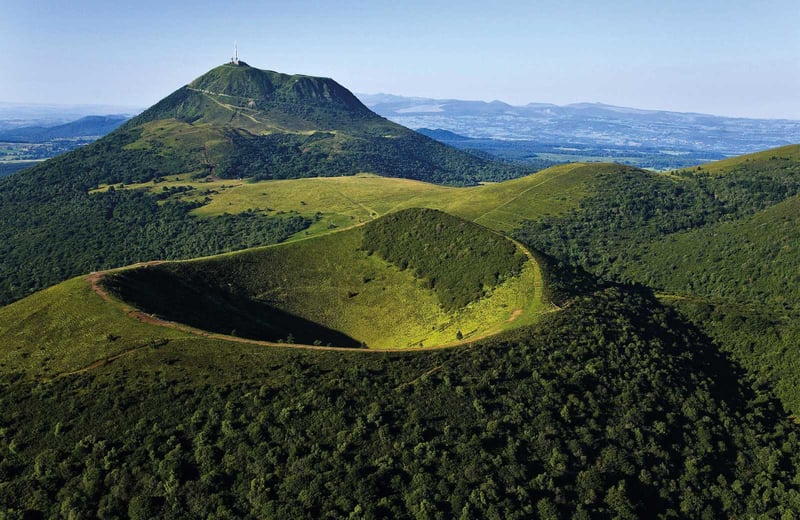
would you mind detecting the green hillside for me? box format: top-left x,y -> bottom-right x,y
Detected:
616,195 -> 800,413
362,209 -> 526,310
0,157 -> 617,307
2,54 -> 800,518
0,62 -> 535,306
96,161 -> 609,238
0,218 -> 545,380
517,146 -> 800,278
682,143 -> 800,175
99,210 -> 546,350
114,62 -> 525,185
0,276 -> 187,379
4,141 -> 800,516
622,195 -> 800,306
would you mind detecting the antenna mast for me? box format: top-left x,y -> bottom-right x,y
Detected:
234,41 -> 239,65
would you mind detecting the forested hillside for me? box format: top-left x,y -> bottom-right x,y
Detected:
114,62 -> 526,185
2,274 -> 799,519
515,145 -> 800,413
0,162 -> 309,305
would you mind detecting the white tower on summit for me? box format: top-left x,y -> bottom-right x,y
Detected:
231,41 -> 240,65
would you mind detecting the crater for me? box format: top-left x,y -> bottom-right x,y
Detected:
100,210 -> 546,349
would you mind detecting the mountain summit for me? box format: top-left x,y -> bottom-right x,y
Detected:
131,63 -> 373,130
99,62 -> 522,184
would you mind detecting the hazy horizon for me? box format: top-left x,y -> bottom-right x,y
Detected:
2,0 -> 798,120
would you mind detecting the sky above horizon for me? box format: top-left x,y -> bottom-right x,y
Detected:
2,0 -> 798,119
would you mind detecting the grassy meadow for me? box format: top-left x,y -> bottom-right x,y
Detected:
0,209 -> 550,379
92,161 -> 613,239
0,276 -> 188,379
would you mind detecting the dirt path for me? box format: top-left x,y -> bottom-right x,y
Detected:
87,261 -> 165,302
187,88 -> 267,126
472,166 -> 579,225
507,309 -> 523,322
87,272 -> 111,302
54,339 -> 168,379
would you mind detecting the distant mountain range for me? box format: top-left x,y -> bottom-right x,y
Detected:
358,93 -> 800,156
4,93 -> 798,174
0,101 -> 138,131
0,115 -> 128,142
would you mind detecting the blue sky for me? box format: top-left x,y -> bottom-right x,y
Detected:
2,0 -> 798,119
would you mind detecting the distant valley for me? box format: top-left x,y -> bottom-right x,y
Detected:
0,113 -> 131,178
4,91 -> 800,179
361,93 -> 800,169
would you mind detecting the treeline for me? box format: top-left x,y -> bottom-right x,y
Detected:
362,209 -> 526,311
216,129 -> 528,185
1,282 -> 799,518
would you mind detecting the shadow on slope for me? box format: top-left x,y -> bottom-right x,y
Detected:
102,266 -> 360,347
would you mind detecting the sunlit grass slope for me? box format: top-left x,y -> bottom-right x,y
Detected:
95,161 -> 615,238
677,143 -> 800,175
0,219 -> 547,377
102,212 -> 549,350
0,277 -> 187,379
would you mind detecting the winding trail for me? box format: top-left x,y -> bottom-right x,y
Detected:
54,340 -> 169,379
472,165 -> 580,226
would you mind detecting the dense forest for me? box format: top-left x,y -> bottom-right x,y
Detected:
0,127 -> 313,305
2,274 -> 800,519
218,130 -> 528,184
515,154 -> 800,284
0,182 -> 308,306
362,209 -> 526,310
514,149 -> 800,416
